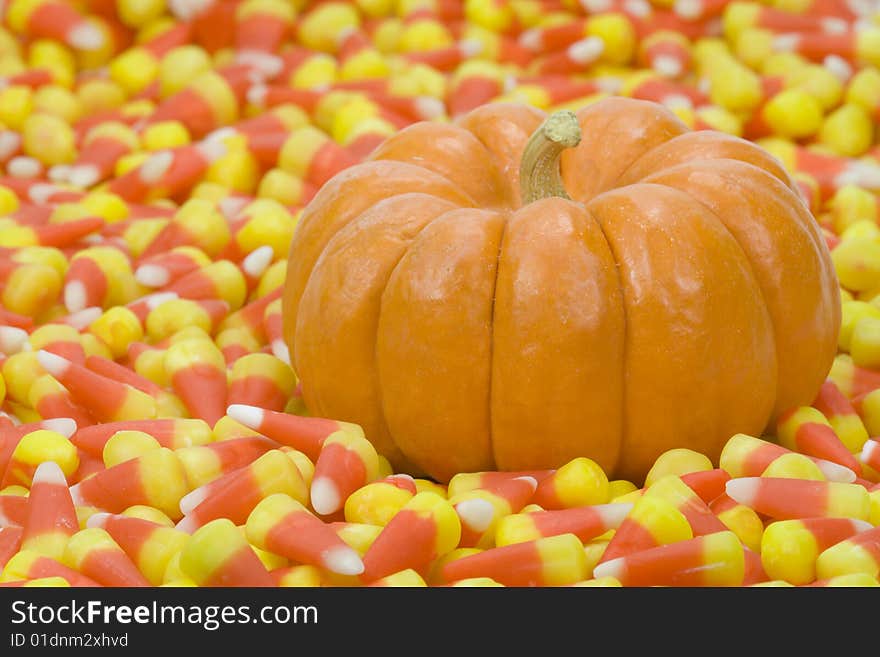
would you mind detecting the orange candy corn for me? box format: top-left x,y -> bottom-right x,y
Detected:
62,528 -> 151,587
164,338 -> 227,425
0,526 -> 23,568
246,493 -> 364,576
88,513 -> 190,586
495,503 -> 633,547
860,439 -> 880,472
226,404 -> 363,462
174,436 -> 277,489
594,531 -> 746,587
179,518 -> 274,587
599,494 -> 693,563
720,433 -> 856,482
816,525 -> 880,580
441,533 -> 588,587
36,350 -> 158,422
310,432 -> 379,516
777,406 -> 862,475
0,550 -> 102,587
726,477 -> 871,521
20,461 -> 77,560
813,379 -> 870,453
72,418 -> 212,457
761,517 -> 874,584
362,492 -> 461,583
0,495 -> 27,527
644,475 -> 729,536
531,457 -> 609,509
226,353 -> 296,412
176,449 -> 308,533
680,468 -> 731,503
69,447 -> 190,519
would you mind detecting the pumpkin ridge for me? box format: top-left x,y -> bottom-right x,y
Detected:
638,159 -> 838,422
293,192 -> 461,474
583,201 -> 629,478
649,178 -> 781,415
283,160 -> 477,363
374,207 -> 502,476
485,211 -> 509,471
369,202 -> 462,472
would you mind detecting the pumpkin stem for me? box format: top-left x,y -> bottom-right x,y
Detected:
519,110 -> 582,204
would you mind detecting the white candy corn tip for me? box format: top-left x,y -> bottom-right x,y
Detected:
591,557 -> 624,581
820,17 -> 848,34
8,156 -> 41,179
772,33 -> 800,52
41,418 -> 77,438
36,349 -> 72,378
135,264 -> 170,288
64,280 -> 88,314
652,55 -> 683,79
519,28 -> 541,51
323,546 -> 365,576
67,164 -> 101,189
68,23 -> 105,51
514,476 -> 538,492
242,246 -> 274,278
142,291 -> 179,310
568,37 -> 604,64
579,0 -> 610,12
48,165 -> 71,183
310,477 -> 341,516
175,515 -> 200,535
850,519 -> 874,533
226,404 -> 264,430
724,478 -> 759,507
246,83 -> 268,106
814,458 -> 857,483
65,307 -> 103,331
459,39 -> 483,58
662,93 -> 693,112
28,183 -> 58,204
0,411 -> 21,427
823,55 -> 853,83
169,0 -> 212,20
179,487 -> 209,516
0,326 -> 29,355
205,127 -> 235,143
625,0 -> 652,17
68,483 -> 85,507
597,503 -> 635,529
861,439 -> 879,463
140,151 -> 174,184
271,340 -> 291,366
236,51 -> 283,78
456,498 -> 495,533
414,97 -> 446,120
847,0 -> 873,17
844,162 -> 880,191
195,138 -> 227,163
86,512 -> 113,529
0,130 -> 20,158
673,0 -> 701,19
33,461 -> 67,487
218,196 -> 249,220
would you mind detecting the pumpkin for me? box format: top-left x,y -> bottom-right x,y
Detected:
282,97 -> 840,483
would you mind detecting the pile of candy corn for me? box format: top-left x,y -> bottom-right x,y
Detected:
0,0 -> 879,587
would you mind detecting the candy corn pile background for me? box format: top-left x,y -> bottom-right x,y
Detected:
0,0 -> 879,588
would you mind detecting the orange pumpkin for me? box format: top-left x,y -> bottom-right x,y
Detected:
282,97 -> 840,483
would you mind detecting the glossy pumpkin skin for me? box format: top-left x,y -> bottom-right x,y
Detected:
282,97 -> 840,483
